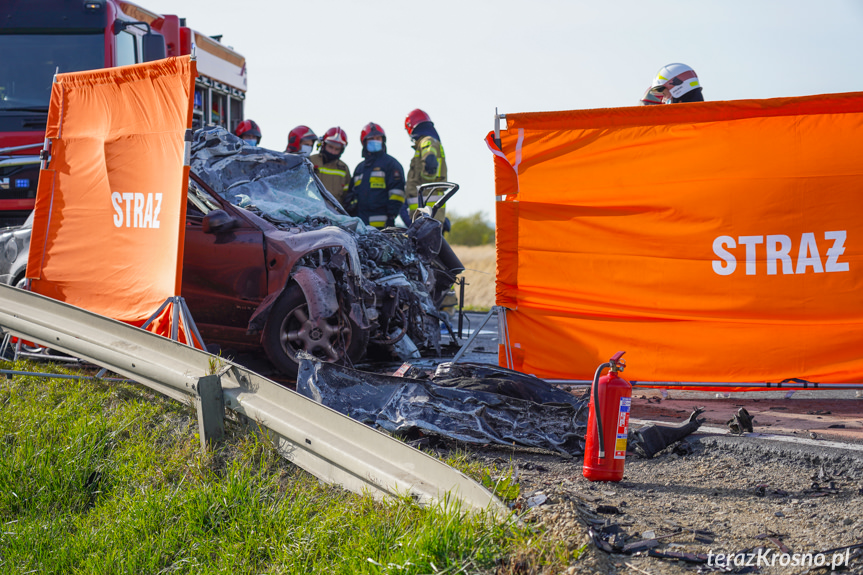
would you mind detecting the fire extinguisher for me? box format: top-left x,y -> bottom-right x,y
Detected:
583,351 -> 632,482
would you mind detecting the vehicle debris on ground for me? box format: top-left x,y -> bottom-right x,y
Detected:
296,356 -> 709,458
297,356 -> 590,455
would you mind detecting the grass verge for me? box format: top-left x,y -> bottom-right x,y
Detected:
0,359 -> 570,574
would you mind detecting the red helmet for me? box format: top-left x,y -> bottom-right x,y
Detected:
404,108 -> 431,135
360,122 -> 386,143
286,125 -> 317,153
322,126 -> 348,147
234,119 -> 261,143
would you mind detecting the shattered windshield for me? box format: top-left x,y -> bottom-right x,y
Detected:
190,127 -> 369,233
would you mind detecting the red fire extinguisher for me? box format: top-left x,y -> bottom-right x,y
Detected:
583,351 -> 632,482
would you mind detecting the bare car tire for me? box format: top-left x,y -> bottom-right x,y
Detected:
262,284 -> 368,379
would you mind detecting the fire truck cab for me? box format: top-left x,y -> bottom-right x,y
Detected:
0,0 -> 247,227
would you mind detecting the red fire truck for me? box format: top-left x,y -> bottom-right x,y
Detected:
0,0 -> 247,226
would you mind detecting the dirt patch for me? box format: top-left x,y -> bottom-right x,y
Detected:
451,244 -> 495,310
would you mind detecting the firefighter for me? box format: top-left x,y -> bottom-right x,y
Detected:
309,127 -> 351,206
404,108 -> 447,223
640,63 -> 704,105
347,122 -> 405,229
234,119 -> 262,145
286,125 -> 317,156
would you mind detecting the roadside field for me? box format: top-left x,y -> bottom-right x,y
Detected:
451,244 -> 496,311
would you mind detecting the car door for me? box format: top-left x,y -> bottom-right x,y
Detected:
182,179 -> 268,347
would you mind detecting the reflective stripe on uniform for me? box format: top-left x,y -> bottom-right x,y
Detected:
369,215 -> 388,228
370,169 -> 386,189
389,188 -> 405,202
318,167 -> 347,177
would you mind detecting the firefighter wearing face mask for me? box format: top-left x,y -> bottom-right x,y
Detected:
348,123 -> 405,229
404,108 -> 447,223
235,119 -> 262,146
309,127 -> 351,206
286,125 -> 317,156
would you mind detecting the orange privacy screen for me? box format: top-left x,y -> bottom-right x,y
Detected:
487,93 -> 863,384
27,57 -> 195,338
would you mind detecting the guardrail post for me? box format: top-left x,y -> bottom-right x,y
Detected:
195,374 -> 225,450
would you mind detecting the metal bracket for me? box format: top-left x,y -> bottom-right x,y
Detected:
451,305 -> 512,367
494,107 -> 506,149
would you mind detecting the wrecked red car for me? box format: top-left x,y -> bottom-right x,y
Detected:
186,128 -> 463,378
183,173 -> 368,377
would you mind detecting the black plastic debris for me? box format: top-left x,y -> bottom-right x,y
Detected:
296,357 -> 589,455
431,362 -> 587,408
632,408 -> 706,458
622,539 -> 660,553
727,407 -> 754,434
595,505 -> 621,515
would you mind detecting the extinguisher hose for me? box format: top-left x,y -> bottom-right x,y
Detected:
592,362 -> 612,459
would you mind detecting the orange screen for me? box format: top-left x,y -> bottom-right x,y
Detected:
488,93 -> 863,383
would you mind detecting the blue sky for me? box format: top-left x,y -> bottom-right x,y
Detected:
147,0 -> 863,221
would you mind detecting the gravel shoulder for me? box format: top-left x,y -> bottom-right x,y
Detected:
463,432 -> 863,574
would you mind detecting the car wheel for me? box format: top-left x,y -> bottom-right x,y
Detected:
262,284 -> 368,379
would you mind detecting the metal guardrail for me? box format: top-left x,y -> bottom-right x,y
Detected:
0,284 -> 507,516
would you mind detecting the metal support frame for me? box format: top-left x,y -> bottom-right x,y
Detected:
0,143 -> 43,154
141,295 -> 206,350
457,277 -> 466,339
451,305 -> 512,367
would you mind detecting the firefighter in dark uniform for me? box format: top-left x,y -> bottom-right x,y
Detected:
347,123 -> 405,229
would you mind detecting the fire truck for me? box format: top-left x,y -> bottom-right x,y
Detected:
0,0 -> 248,227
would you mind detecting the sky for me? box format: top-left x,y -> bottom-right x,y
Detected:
147,0 -> 863,221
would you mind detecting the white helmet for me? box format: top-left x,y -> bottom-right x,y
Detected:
650,63 -> 702,102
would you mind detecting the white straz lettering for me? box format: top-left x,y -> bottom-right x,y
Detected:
712,231 -> 848,276
112,192 -> 162,229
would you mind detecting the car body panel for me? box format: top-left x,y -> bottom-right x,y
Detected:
0,210 -> 33,286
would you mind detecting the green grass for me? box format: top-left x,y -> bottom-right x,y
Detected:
0,359 -> 571,574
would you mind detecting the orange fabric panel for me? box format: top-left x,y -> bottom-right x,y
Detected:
487,132 -> 520,309
27,57 -> 195,336
489,93 -> 863,383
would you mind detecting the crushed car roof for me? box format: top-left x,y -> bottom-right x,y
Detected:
190,127 -> 369,233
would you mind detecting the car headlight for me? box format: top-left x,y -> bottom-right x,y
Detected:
3,239 -> 17,263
